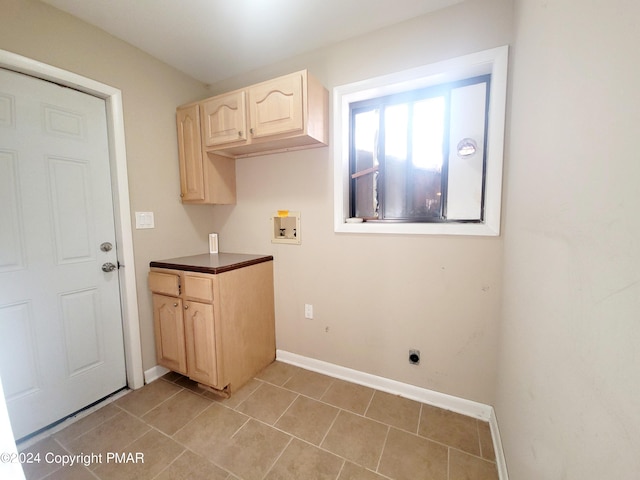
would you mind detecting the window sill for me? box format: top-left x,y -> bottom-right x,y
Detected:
334,220 -> 500,236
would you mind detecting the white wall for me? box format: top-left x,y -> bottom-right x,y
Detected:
497,0 -> 640,478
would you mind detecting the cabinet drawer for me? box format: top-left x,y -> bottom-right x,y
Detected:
183,274 -> 214,303
148,272 -> 180,296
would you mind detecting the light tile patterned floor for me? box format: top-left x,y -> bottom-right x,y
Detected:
18,361 -> 499,480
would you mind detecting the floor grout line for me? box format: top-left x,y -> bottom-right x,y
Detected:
259,436 -> 293,480
148,448 -> 186,480
318,408 -> 341,447
362,388 -> 377,417
374,425 -> 391,474
271,393 -> 300,426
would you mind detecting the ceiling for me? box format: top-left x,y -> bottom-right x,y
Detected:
41,0 -> 461,85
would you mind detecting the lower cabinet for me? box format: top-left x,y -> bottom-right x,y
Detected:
148,260 -> 275,395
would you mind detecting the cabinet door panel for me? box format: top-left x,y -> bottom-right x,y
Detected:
177,104 -> 205,202
249,73 -> 303,138
152,294 -> 187,374
184,302 -> 217,387
202,91 -> 247,146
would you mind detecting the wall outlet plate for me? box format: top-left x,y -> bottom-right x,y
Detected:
304,304 -> 313,319
209,233 -> 218,254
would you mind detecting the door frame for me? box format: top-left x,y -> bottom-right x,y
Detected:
0,49 -> 144,391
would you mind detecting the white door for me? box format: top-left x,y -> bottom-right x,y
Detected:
0,68 -> 126,440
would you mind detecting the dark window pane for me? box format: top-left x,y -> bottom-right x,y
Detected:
410,169 -> 442,218
383,104 -> 408,219
354,109 -> 378,172
352,109 -> 379,218
412,96 -> 445,171
354,173 -> 377,218
410,96 -> 445,218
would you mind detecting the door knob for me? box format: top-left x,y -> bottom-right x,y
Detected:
100,242 -> 113,252
101,262 -> 117,272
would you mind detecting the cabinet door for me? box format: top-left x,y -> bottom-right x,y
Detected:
184,301 -> 217,387
202,91 -> 247,147
152,294 -> 187,375
177,104 -> 206,202
249,72 -> 304,138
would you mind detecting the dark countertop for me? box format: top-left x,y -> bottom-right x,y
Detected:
149,253 -> 273,274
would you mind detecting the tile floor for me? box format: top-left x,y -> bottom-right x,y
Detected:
19,361 -> 499,480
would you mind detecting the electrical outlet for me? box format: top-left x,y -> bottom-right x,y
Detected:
304,304 -> 313,319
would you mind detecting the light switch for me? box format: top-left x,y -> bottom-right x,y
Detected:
135,211 -> 155,229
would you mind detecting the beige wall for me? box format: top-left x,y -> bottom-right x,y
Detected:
0,0 -> 212,371
208,0 -> 512,405
497,0 -> 640,478
0,0 -> 511,408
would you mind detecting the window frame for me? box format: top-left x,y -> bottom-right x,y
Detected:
349,75 -> 491,223
333,45 -> 509,236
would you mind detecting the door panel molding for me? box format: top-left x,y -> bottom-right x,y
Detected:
0,301 -> 40,400
0,49 -> 143,394
0,150 -> 25,272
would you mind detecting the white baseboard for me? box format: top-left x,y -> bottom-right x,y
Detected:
276,350 -> 490,419
489,408 -> 509,480
144,365 -> 170,384
276,350 -> 509,480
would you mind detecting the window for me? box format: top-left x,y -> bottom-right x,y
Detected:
334,46 -> 509,236
350,76 -> 489,223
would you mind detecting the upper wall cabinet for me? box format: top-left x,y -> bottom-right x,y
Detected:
248,73 -> 303,139
176,69 -> 327,204
177,103 -> 237,205
199,70 -> 329,158
201,90 -> 247,147
176,104 -> 205,202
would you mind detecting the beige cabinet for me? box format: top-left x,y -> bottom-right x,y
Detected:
201,90 -> 247,147
183,300 -> 216,386
194,69 -> 328,158
151,294 -> 187,375
148,260 -> 275,395
248,72 -> 304,139
177,70 -> 327,203
176,103 -> 236,205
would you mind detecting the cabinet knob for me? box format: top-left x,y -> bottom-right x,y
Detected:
238,130 -> 242,137
250,128 -> 254,135
184,304 -> 189,310
173,302 -> 178,307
